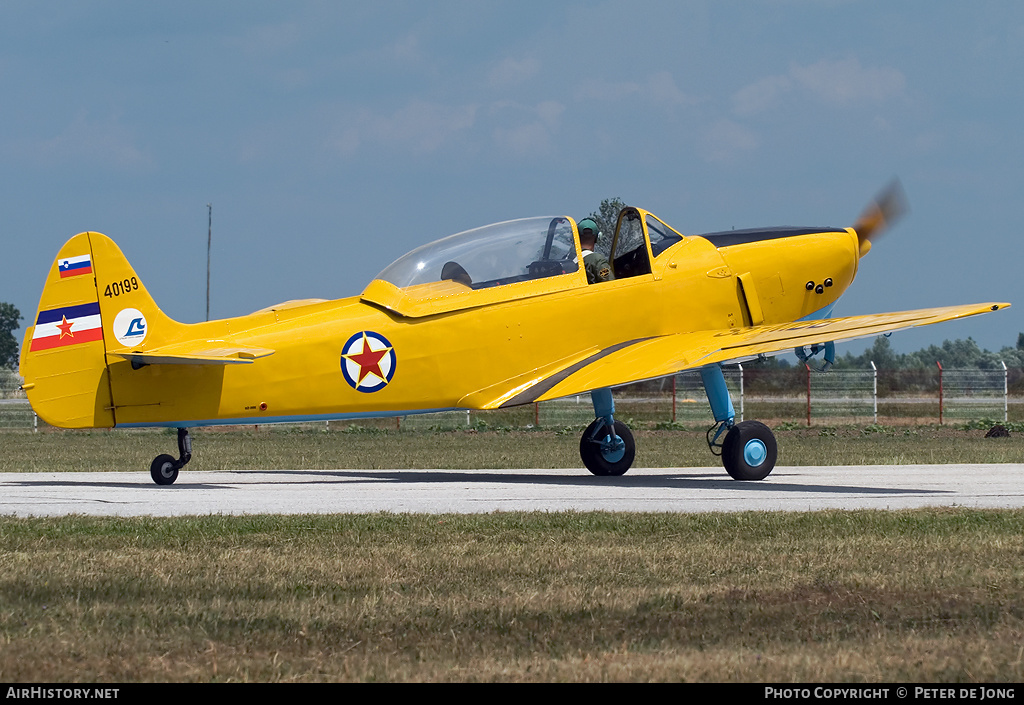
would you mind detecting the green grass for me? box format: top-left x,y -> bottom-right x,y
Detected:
1,510 -> 1022,682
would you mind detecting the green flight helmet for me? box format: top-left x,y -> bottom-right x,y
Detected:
578,218 -> 600,239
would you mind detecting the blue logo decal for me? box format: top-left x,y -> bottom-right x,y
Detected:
125,318 -> 146,337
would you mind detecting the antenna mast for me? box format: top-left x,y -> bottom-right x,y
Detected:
206,203 -> 212,322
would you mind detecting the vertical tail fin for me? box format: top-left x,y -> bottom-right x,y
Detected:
20,232 -> 183,428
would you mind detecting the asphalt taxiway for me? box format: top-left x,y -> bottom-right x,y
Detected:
0,464 -> 1021,517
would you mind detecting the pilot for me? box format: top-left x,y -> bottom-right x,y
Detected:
577,218 -> 614,284
441,261 -> 472,287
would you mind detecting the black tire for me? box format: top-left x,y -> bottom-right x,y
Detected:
151,454 -> 179,485
722,420 -> 777,481
580,419 -> 635,476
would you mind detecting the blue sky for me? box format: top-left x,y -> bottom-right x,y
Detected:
3,1 -> 1022,361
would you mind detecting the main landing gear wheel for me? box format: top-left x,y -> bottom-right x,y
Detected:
580,419 -> 635,476
149,428 -> 193,486
722,420 -> 777,481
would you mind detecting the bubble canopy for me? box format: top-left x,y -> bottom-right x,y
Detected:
374,216 -> 580,291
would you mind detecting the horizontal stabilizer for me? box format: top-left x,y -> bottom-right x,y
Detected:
114,342 -> 275,366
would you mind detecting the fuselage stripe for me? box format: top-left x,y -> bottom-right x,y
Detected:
499,337 -> 658,407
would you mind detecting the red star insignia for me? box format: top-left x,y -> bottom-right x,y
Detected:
56,315 -> 75,339
343,333 -> 391,387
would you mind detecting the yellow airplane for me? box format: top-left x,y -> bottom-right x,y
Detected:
20,183 -> 1009,484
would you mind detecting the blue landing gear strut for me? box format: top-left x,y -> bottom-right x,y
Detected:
701,364 -> 777,481
580,388 -> 635,476
796,340 -> 836,373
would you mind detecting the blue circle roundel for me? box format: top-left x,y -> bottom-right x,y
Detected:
340,331 -> 396,393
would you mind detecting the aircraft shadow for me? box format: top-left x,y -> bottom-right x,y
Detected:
1,469 -> 949,497
2,479 -> 233,490
206,468 -> 948,496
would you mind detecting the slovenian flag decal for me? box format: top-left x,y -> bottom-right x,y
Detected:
58,254 -> 92,278
30,303 -> 103,351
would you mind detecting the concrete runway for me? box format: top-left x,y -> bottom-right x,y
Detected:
1,464 -> 1022,517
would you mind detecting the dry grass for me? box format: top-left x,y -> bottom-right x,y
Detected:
1,424 -> 1022,474
1,510 -> 1023,682
2,427 -> 1022,682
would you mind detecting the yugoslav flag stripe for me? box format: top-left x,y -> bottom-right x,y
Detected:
33,314 -> 102,339
30,303 -> 104,352
58,254 -> 92,278
29,324 -> 103,351
36,302 -> 100,325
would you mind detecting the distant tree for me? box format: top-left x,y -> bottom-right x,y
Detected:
996,341 -> 1024,369
832,333 -> 1024,372
585,197 -> 627,259
1018,332 -> 1024,351
839,335 -> 900,370
0,302 -> 21,370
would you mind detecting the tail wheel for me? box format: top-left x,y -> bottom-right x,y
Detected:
151,454 -> 179,485
580,419 -> 635,476
149,428 -> 192,485
722,420 -> 777,481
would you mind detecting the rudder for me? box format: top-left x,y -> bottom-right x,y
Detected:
88,231 -> 181,357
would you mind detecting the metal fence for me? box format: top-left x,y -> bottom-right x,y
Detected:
938,363 -> 1009,422
1,364 -> 1019,431
809,367 -> 878,423
0,370 -> 32,430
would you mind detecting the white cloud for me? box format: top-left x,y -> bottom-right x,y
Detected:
493,122 -> 552,156
488,56 -> 542,87
791,57 -> 906,105
19,112 -> 151,170
328,97 -> 569,160
329,100 -> 479,156
733,57 -> 906,115
576,71 -> 691,108
646,71 -> 690,108
696,119 -> 758,164
534,100 -> 565,126
491,100 -> 565,156
732,74 -> 793,116
386,33 -> 423,65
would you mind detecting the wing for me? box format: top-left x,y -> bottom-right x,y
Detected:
113,341 -> 275,366
472,302 -> 1008,408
